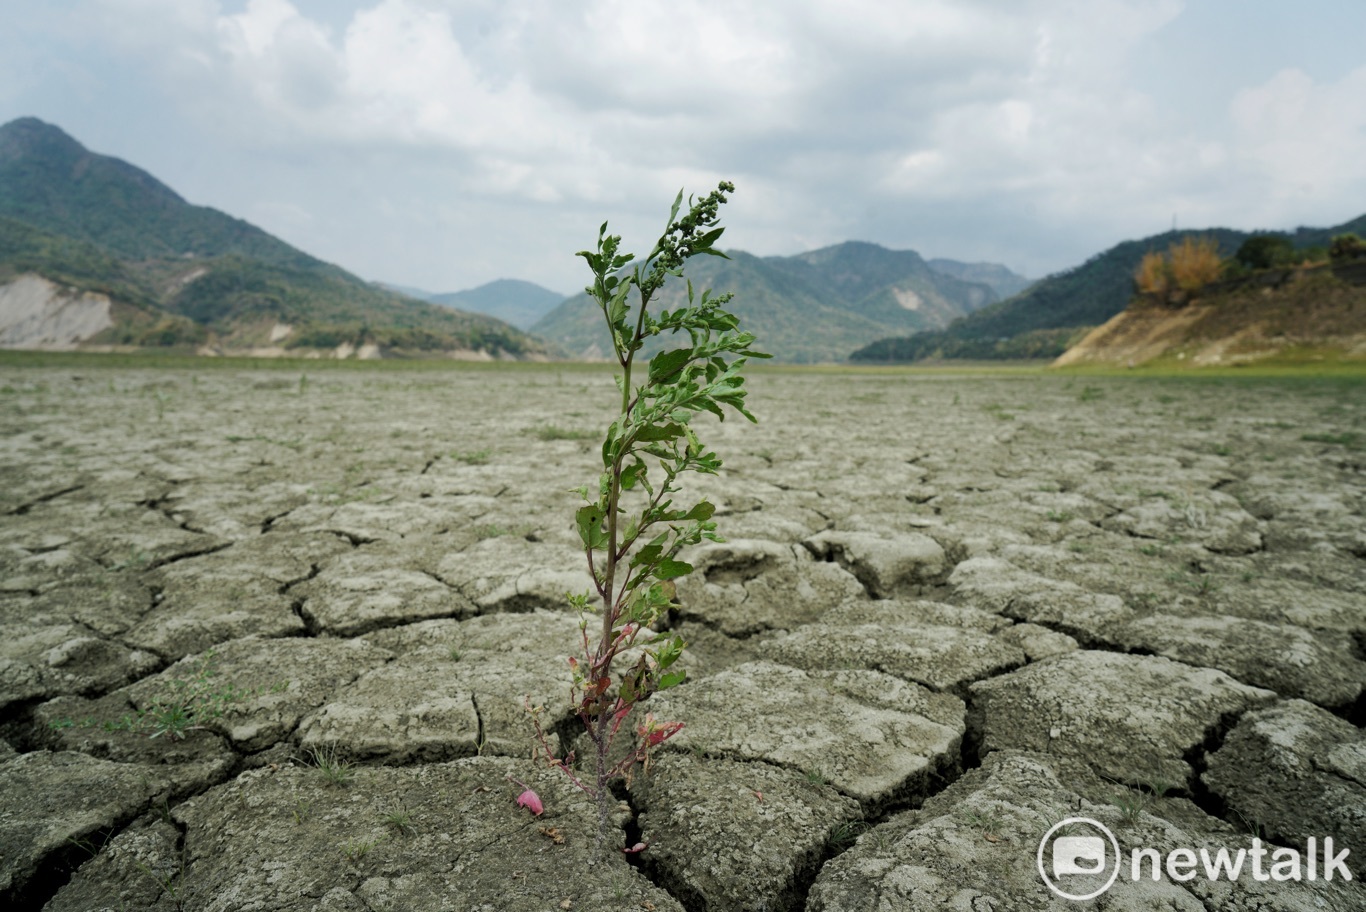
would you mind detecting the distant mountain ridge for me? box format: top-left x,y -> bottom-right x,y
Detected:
0,117 -> 544,356
429,279 -> 566,330
852,214 -> 1366,363
533,240 -> 1025,363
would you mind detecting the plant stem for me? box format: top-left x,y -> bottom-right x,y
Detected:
590,316 -> 639,852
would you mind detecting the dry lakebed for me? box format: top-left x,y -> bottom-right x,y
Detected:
0,361 -> 1363,911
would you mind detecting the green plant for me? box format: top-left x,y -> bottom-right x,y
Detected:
67,651 -> 261,741
1329,233 -> 1365,261
530,182 -> 767,852
828,820 -> 869,849
1234,234 -> 1296,271
1143,776 -> 1175,799
1301,431 -> 1361,450
532,424 -> 595,441
1113,788 -> 1150,825
382,806 -> 416,836
310,744 -> 356,786
340,835 -> 385,864
962,808 -> 1006,838
453,449 -> 491,464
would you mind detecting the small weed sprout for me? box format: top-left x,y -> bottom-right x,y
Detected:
310,744 -> 356,786
453,449 -> 491,464
962,808 -> 1006,839
828,820 -> 869,849
530,182 -> 767,852
382,806 -> 416,836
59,651 -> 263,741
1113,788 -> 1150,825
532,424 -> 596,442
340,835 -> 385,864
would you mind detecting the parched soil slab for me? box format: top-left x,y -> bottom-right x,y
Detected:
948,556 -> 1134,642
651,661 -> 964,811
629,753 -> 861,912
806,750 -> 1361,912
125,532 -> 351,659
0,612 -> 161,711
0,750 -> 161,905
288,497 -> 462,545
1203,699 -> 1366,851
1115,614 -> 1366,708
766,599 -> 1024,694
26,638 -> 381,798
995,622 -> 1079,661
298,611 -> 583,762
292,547 -> 474,636
1101,490 -> 1264,555
431,537 -> 594,614
969,650 -> 1275,786
142,636 -> 394,753
136,757 -> 679,912
43,817 -> 184,912
668,538 -> 867,636
803,530 -> 947,597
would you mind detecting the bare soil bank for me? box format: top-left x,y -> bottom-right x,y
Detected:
1,364 -> 1362,910
1058,268 -> 1366,368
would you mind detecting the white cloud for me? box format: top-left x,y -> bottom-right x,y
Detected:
18,0 -> 1366,289
1230,66 -> 1366,217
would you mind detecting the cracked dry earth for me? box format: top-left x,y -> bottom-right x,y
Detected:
1,364 -> 1363,911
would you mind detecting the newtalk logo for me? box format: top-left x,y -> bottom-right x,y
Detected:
1037,817 -> 1353,902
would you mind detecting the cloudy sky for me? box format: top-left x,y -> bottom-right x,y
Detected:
3,1 -> 1363,296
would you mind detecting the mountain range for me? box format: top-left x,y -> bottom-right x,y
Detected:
0,117 -> 544,356
851,215 -> 1366,363
9,115 -> 1353,366
532,242 -> 1025,363
388,279 -> 567,331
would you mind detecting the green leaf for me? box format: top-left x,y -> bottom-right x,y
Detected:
648,348 -> 693,383
656,559 -> 693,580
629,542 -> 663,569
575,504 -> 607,551
636,422 -> 685,443
658,670 -> 686,691
683,501 -> 715,521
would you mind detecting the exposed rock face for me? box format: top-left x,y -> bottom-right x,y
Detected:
0,275 -> 112,349
1,366 -> 1362,909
